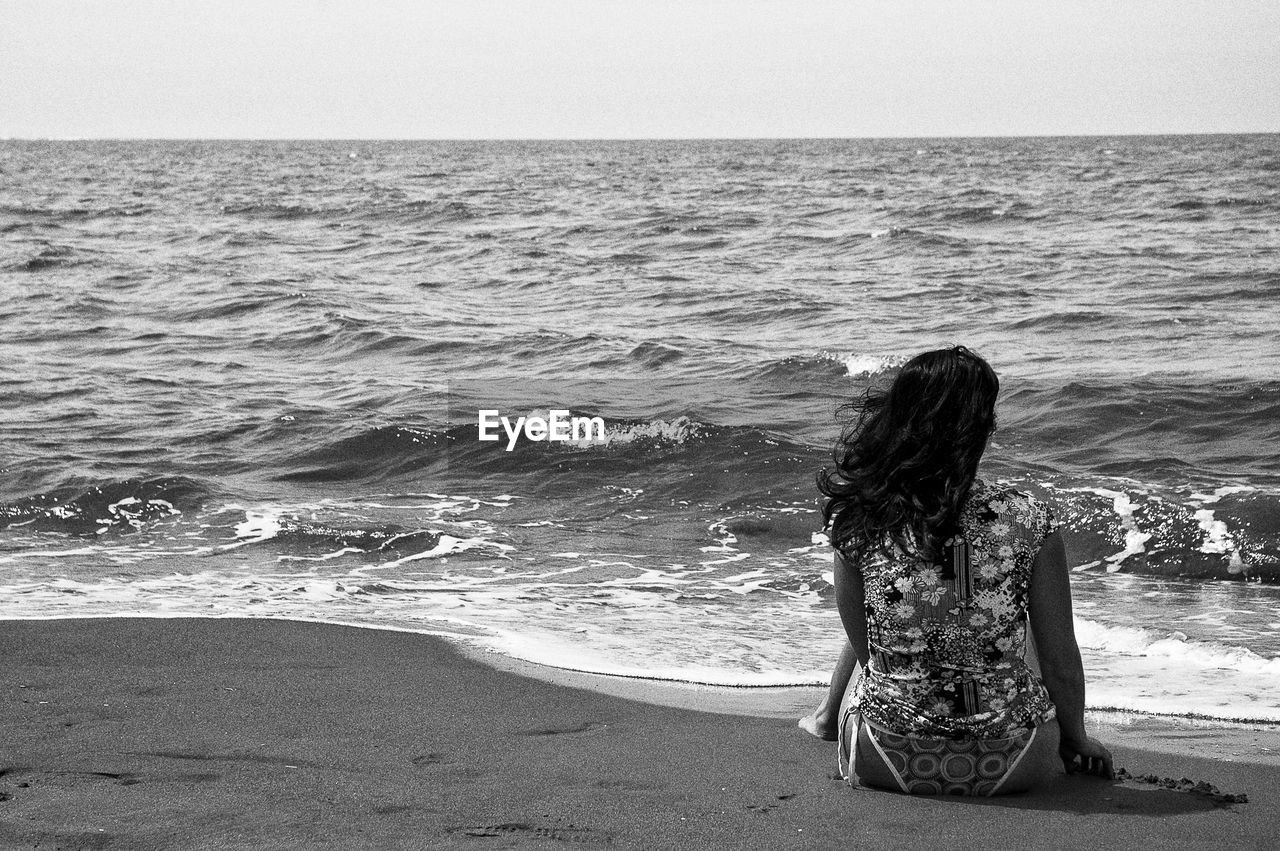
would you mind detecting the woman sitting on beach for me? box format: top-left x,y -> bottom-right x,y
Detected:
801,346 -> 1112,796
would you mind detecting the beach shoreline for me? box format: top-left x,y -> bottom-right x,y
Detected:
460,636 -> 1280,768
3,616 -> 1276,849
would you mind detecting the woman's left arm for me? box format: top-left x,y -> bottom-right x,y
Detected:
833,549 -> 871,668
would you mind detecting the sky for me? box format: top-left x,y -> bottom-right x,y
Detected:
1,0 -> 1277,139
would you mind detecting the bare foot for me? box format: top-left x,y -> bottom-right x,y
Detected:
798,712 -> 838,741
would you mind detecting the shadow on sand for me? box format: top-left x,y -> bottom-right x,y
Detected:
866,773 -> 1241,817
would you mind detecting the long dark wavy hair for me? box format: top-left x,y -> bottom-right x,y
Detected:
818,346 -> 999,564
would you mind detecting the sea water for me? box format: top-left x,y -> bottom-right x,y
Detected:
1,137 -> 1277,723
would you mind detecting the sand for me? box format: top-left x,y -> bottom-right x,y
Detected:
2,617 -> 1276,850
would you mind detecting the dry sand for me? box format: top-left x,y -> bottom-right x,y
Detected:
3,617 -> 1276,850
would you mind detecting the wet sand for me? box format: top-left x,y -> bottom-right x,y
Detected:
3,617 -> 1275,849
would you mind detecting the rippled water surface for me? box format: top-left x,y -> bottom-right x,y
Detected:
2,137 -> 1278,722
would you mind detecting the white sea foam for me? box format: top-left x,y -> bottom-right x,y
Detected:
1079,488 -> 1152,569
1193,509 -> 1234,554
0,546 -> 105,563
101,497 -> 180,533
476,622 -> 834,688
826,351 -> 910,378
1076,616 -> 1280,721
1187,486 -> 1251,571
700,519 -> 738,553
1076,617 -> 1280,676
574,417 -> 703,448
1050,481 -> 1256,574
277,547 -> 366,563
370,534 -> 510,569
1189,485 -> 1256,504
225,508 -> 283,548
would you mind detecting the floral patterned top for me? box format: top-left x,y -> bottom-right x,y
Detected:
844,479 -> 1059,739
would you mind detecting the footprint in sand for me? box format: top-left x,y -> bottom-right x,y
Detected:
411,753 -> 451,766
1,768 -> 142,791
452,823 -> 608,844
517,721 -> 607,737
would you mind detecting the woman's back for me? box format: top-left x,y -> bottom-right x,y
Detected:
848,478 -> 1058,739
810,347 -> 1111,793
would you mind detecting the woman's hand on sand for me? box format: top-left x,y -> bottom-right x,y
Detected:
1059,735 -> 1114,779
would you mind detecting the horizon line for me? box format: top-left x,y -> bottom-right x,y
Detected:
4,130 -> 1278,143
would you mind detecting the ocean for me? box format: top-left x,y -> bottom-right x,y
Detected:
1,136 -> 1278,725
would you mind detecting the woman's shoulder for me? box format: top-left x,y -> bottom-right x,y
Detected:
970,479 -> 1059,538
